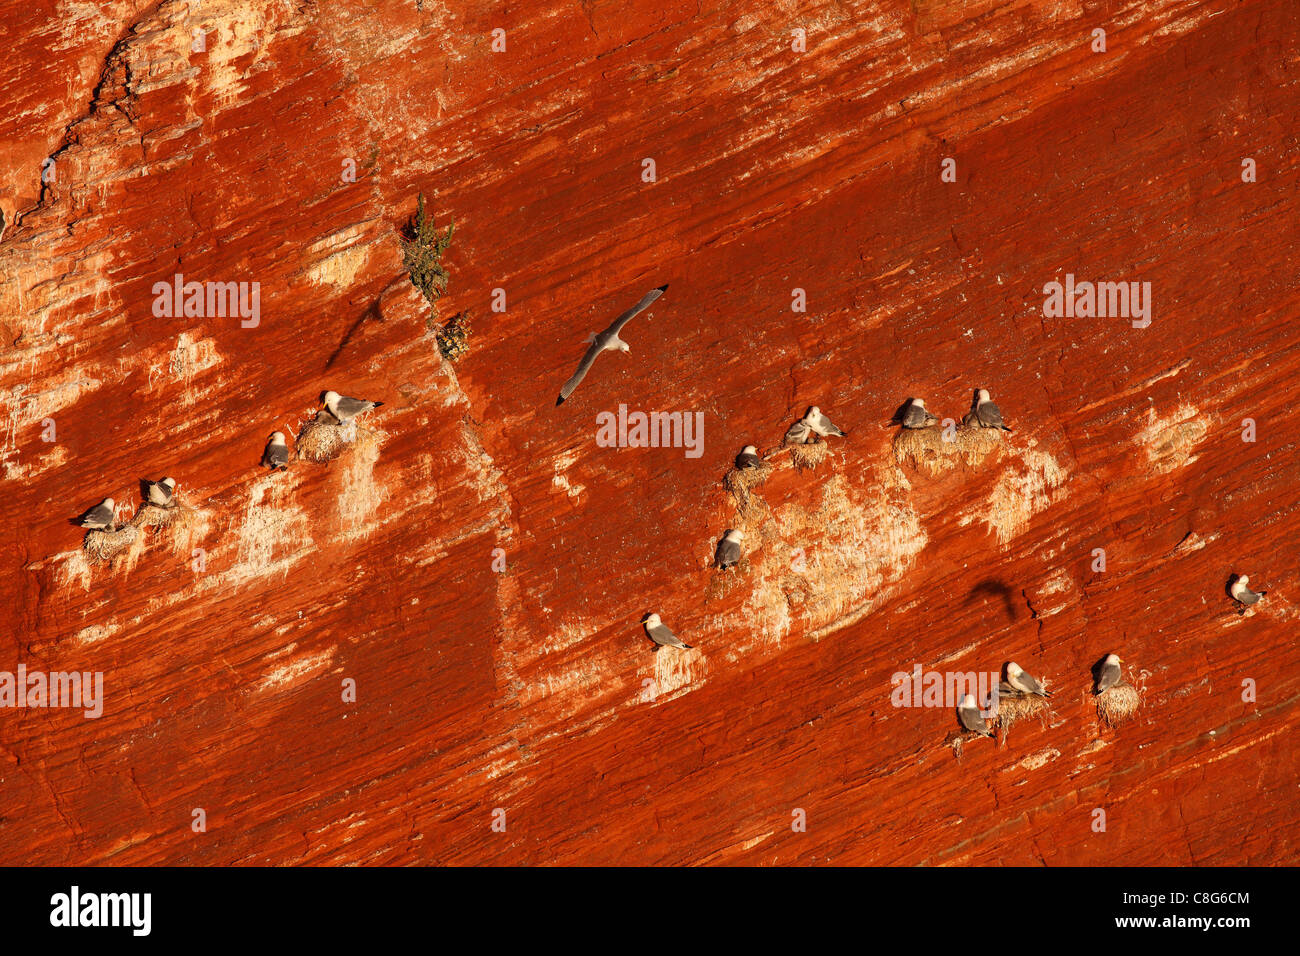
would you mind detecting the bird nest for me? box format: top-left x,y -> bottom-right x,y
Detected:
297,413 -> 350,463
83,524 -> 138,563
131,501 -> 181,530
789,442 -> 830,472
1096,683 -> 1142,727
892,426 -> 948,477
954,425 -> 1005,466
724,462 -> 771,496
723,462 -> 772,515
892,425 -> 1004,476
994,694 -> 1051,736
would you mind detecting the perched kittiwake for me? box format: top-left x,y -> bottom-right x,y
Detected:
643,613 -> 692,650
323,390 -> 384,424
556,284 -> 668,405
1005,661 -> 1051,698
143,477 -> 177,508
715,529 -> 744,570
1094,653 -> 1123,695
262,431 -> 290,470
77,498 -> 117,531
804,405 -> 846,438
891,397 -> 939,429
962,388 -> 1012,431
957,693 -> 993,737
784,420 -> 813,445
735,445 -> 762,469
1229,574 -> 1265,612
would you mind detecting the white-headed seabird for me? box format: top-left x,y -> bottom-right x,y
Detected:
643,613 -> 691,650
735,445 -> 761,469
804,406 -> 846,438
957,693 -> 993,737
78,498 -> 117,531
715,529 -> 744,570
962,388 -> 1012,431
323,390 -> 384,424
892,397 -> 939,429
556,285 -> 668,405
143,477 -> 177,508
1229,574 -> 1265,612
1094,653 -> 1122,694
1005,661 -> 1051,698
262,432 -> 289,470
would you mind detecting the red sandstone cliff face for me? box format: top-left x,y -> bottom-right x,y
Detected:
1,0 -> 1298,865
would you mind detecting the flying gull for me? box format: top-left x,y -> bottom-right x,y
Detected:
143,477 -> 176,508
891,397 -> 939,429
262,432 -> 289,470
1094,653 -> 1122,695
323,390 -> 384,424
735,445 -> 761,469
643,613 -> 692,650
957,693 -> 993,737
556,284 -> 668,405
962,388 -> 1012,431
1005,661 -> 1051,698
715,529 -> 744,570
77,498 -> 117,531
804,406 -> 846,438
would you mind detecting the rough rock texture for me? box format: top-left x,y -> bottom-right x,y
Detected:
2,0 -> 1298,865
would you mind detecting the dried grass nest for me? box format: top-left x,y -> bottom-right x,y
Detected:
296,412 -> 380,464
788,441 -> 831,472
723,462 -> 772,497
297,413 -> 350,463
1096,682 -> 1141,727
994,693 -> 1051,736
83,524 -> 138,563
132,501 -> 187,530
723,462 -> 773,516
892,423 -> 1004,476
82,499 -> 198,563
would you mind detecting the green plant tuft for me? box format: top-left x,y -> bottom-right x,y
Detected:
401,192 -> 453,311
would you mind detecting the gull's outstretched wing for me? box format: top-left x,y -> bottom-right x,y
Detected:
605,284 -> 668,337
557,339 -> 608,405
